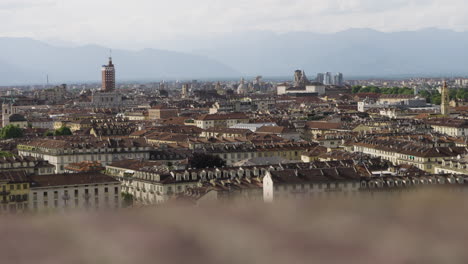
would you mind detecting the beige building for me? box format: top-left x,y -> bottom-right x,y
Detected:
263,168 -> 362,202
148,105 -> 179,120
29,172 -> 121,212
352,139 -> 467,173
195,113 -> 249,129
107,161 -> 278,205
17,137 -> 152,173
426,119 -> 468,137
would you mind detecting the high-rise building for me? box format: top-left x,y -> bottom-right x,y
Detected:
324,72 -> 333,85
101,57 -> 115,92
333,73 -> 344,86
316,73 -> 324,84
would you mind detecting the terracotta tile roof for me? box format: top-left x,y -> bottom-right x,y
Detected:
256,126 -> 290,134
0,171 -> 29,183
306,122 -> 343,130
269,167 -> 361,184
197,113 -> 248,121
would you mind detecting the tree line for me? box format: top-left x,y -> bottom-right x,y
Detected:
352,85 -> 468,105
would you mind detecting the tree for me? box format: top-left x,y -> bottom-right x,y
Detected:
44,131 -> 54,137
121,193 -> 134,208
54,126 -> 72,136
351,86 -> 362,94
369,86 -> 381,93
0,125 -> 23,139
190,153 -> 226,169
0,151 -> 13,157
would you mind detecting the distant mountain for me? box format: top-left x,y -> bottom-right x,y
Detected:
4,29 -> 468,85
0,38 -> 240,85
158,28 -> 468,78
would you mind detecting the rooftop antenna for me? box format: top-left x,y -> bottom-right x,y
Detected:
46,74 -> 49,87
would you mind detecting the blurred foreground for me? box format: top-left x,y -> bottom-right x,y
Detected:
3,190 -> 468,264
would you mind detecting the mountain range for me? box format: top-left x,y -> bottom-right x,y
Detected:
1,28 -> 468,85
177,28 -> 468,78
0,38 -> 239,85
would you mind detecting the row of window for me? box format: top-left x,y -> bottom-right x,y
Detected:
34,187 -> 119,200
33,196 -> 119,209
274,182 -> 358,191
4,183 -> 29,191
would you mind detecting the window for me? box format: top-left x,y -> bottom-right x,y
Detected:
23,184 -> 28,189
74,189 -> 78,197
43,192 -> 48,198
105,187 -> 108,193
114,187 -> 118,194
10,185 -> 14,190
94,188 -> 99,195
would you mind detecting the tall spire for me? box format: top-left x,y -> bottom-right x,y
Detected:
108,49 -> 113,66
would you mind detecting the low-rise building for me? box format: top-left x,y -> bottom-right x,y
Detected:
263,167 -> 362,202
148,105 -> 179,120
195,113 -> 249,129
352,137 -> 467,173
426,119 -> 468,137
0,171 -> 30,214
29,172 -> 121,212
18,137 -> 152,173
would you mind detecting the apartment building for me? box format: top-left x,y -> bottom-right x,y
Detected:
0,171 -> 30,214
203,142 -> 316,165
352,138 -> 467,173
29,172 -> 121,212
263,167 -> 362,202
195,113 -> 249,129
17,137 -> 152,173
426,119 -> 468,137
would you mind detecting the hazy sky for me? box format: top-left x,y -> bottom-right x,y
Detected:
1,0 -> 467,49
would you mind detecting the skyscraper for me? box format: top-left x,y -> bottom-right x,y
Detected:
334,73 -> 344,86
101,57 -> 115,92
316,73 -> 324,84
324,72 -> 333,85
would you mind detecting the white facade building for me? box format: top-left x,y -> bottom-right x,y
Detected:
18,138 -> 152,173
263,168 -> 361,202
29,173 -> 121,212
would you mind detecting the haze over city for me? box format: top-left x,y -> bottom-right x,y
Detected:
0,0 -> 468,84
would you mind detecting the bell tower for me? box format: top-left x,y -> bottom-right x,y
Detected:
101,51 -> 116,92
2,103 -> 12,128
441,81 -> 450,116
